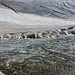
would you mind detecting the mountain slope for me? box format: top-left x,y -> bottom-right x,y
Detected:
0,0 -> 75,34
1,0 -> 75,20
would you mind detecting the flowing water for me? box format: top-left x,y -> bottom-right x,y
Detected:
0,36 -> 75,75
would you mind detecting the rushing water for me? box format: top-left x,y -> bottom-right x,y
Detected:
0,36 -> 75,75
0,36 -> 75,62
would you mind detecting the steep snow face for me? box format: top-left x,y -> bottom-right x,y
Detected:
1,0 -> 75,20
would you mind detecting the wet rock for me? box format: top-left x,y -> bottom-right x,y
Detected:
71,31 -> 75,34
0,72 -> 5,75
12,71 -> 18,75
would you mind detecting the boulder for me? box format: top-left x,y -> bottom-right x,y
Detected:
0,72 -> 5,75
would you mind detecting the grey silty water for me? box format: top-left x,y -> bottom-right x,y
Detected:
0,36 -> 75,63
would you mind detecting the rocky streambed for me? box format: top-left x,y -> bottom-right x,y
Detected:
0,36 -> 75,75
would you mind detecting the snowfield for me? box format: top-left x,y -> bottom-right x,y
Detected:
0,5 -> 75,34
0,0 -> 75,34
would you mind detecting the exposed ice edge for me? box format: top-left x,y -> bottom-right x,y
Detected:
0,25 -> 75,40
0,4 -> 75,39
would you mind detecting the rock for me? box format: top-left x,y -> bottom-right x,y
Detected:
12,71 -> 18,75
0,71 -> 5,75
